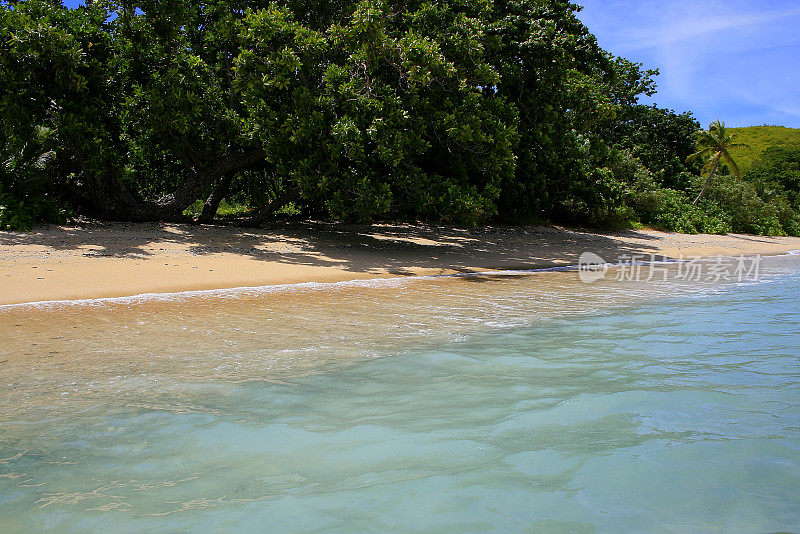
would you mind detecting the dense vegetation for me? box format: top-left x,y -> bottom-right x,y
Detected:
727,126 -> 800,173
1,0 -> 799,235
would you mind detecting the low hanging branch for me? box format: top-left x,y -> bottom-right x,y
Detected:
197,171 -> 235,224
157,146 -> 267,216
238,185 -> 301,227
81,146 -> 266,223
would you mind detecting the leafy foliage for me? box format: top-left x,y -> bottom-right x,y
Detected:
612,105 -> 700,189
701,175 -> 797,236
746,146 -> 800,209
0,124 -> 70,230
737,144 -> 800,236
631,187 -> 728,235
0,0 -> 797,235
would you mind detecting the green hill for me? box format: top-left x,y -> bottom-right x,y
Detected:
728,126 -> 800,172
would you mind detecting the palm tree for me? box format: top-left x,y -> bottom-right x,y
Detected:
686,120 -> 750,205
0,126 -> 55,186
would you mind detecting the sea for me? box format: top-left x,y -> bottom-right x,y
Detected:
1,252 -> 799,532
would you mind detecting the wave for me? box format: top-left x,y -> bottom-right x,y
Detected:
0,266 -> 573,311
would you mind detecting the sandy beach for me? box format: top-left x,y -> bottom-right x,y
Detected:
2,221 -> 800,306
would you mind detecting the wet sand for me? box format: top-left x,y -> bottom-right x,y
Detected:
2,221 -> 800,305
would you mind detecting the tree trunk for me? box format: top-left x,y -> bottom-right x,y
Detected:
78,173 -> 165,222
154,146 -> 265,219
78,147 -> 265,222
692,159 -> 719,206
238,186 -> 300,227
197,172 -> 233,224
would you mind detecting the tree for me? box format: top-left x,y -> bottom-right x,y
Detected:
612,104 -> 700,190
0,0 -> 701,228
687,120 -> 750,205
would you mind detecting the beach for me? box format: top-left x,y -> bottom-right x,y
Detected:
4,0 -> 799,528
2,221 -> 800,305
3,224 -> 800,531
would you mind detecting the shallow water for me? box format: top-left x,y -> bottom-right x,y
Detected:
1,255 -> 800,532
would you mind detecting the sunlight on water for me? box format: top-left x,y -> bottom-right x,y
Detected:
1,255 -> 799,532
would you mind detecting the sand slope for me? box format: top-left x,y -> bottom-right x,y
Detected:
2,221 -> 799,305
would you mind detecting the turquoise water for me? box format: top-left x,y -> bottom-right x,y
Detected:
2,258 -> 800,532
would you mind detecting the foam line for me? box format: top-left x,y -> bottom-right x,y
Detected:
1,250 -> 795,311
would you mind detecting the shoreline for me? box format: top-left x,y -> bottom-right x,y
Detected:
3,251 -> 798,311
3,221 -> 800,306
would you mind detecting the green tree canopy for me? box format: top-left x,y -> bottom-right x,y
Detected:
0,0 -> 708,228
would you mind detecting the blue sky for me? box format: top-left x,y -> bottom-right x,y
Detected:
576,0 -> 800,128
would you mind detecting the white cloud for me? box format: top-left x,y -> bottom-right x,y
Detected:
608,6 -> 800,53
577,0 -> 800,126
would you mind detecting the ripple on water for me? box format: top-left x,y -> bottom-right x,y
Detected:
0,255 -> 799,531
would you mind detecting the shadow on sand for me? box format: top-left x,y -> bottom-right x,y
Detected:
0,221 -> 666,275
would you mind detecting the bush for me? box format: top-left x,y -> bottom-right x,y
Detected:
0,125 -> 70,230
631,187 -> 729,234
701,176 -> 790,236
0,186 -> 70,231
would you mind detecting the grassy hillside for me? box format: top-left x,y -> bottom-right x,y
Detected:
728,126 -> 800,172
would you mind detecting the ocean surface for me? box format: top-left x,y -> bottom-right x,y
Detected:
1,253 -> 799,532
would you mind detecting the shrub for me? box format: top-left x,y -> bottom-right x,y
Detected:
0,186 -> 70,231
631,187 -> 729,234
701,176 -> 788,235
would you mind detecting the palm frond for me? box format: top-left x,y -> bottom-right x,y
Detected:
686,146 -> 713,163
721,150 -> 741,177
32,150 -> 56,170
690,120 -> 749,202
